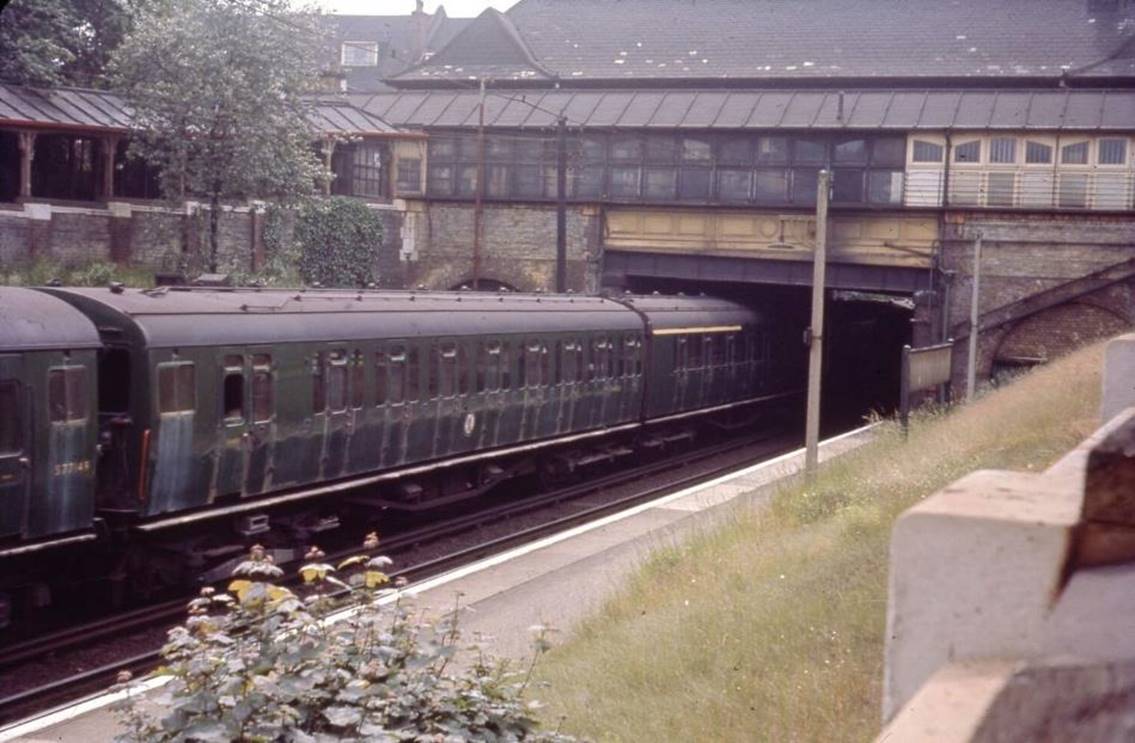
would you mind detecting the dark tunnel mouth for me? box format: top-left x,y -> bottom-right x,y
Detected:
617,277 -> 914,430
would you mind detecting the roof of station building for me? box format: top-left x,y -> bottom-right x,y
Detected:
358,87 -> 1135,132
390,0 -> 1135,85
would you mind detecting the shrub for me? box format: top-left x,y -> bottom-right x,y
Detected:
113,536 -> 572,742
294,197 -> 384,288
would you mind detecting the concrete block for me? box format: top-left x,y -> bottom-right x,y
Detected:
883,469 -> 1081,720
1101,334 -> 1135,424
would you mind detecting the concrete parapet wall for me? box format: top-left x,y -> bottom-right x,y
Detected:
881,348 -> 1135,738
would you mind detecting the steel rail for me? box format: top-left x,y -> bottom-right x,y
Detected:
0,428 -> 794,726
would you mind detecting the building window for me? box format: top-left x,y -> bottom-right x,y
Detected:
911,140 -> 945,163
1025,141 -> 1053,164
396,158 -> 422,193
953,140 -> 981,163
987,172 -> 1016,207
1098,138 -> 1128,166
1060,141 -> 1089,165
989,137 -> 1017,164
331,142 -> 386,199
341,41 -> 378,67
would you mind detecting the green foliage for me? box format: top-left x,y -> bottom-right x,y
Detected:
0,0 -> 134,87
294,197 -> 384,288
113,538 -> 573,742
0,257 -> 154,287
110,0 -> 328,270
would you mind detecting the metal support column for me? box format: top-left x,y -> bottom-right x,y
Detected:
966,231 -> 983,400
804,169 -> 831,483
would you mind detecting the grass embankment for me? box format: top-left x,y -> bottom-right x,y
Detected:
534,342 -> 1106,742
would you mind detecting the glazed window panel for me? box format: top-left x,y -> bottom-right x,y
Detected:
1098,138 -> 1128,166
406,348 -> 421,401
989,137 -> 1017,164
0,380 -> 20,454
833,138 -> 867,164
717,169 -> 752,202
1058,173 -> 1089,208
644,135 -> 677,163
793,138 -> 827,164
396,158 -> 422,193
252,369 -> 273,422
871,137 -> 906,167
681,137 -> 712,163
678,167 -> 711,200
868,170 -> 904,205
457,345 -> 471,395
719,137 -> 753,166
675,336 -> 688,371
644,167 -> 677,199
987,172 -> 1016,207
312,353 -> 326,413
610,136 -> 643,161
387,348 -> 406,405
953,140 -> 981,164
561,340 -> 581,383
157,363 -> 196,414
427,164 -> 453,196
687,334 -> 703,368
911,140 -> 945,163
456,165 -> 478,196
754,169 -> 789,204
757,137 -> 789,164
1061,142 -> 1089,165
477,342 -> 501,392
514,164 -> 547,198
832,168 -> 865,203
326,352 -> 348,412
438,343 -> 458,398
609,166 -> 640,198
375,351 -> 388,405
350,352 -> 365,408
1025,141 -> 1054,164
793,168 -> 820,206
486,165 -> 510,198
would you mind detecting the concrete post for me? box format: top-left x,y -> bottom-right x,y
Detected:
804,170 -> 831,482
24,202 -> 52,258
107,201 -> 133,263
16,131 -> 35,199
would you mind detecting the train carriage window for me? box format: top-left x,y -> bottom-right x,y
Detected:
625,337 -> 641,377
438,343 -> 458,398
500,342 -> 512,390
688,335 -> 703,369
589,338 -> 612,381
458,344 -> 471,395
388,347 -> 406,404
561,340 -> 581,384
477,341 -> 502,392
725,335 -> 737,367
312,353 -> 326,413
524,341 -> 543,388
350,352 -> 365,409
406,347 -> 421,401
710,335 -> 726,367
0,380 -> 23,454
375,351 -> 388,405
48,367 -> 88,423
251,356 -> 273,423
327,351 -> 348,412
675,336 -> 687,371
157,363 -> 196,414
221,356 -> 244,422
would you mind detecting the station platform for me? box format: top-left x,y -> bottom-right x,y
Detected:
1,424 -> 874,742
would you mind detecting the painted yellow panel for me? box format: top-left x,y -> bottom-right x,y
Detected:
603,207 -> 939,269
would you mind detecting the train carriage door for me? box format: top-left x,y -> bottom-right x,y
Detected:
0,357 -> 29,538
42,363 -> 94,535
319,349 -> 352,478
214,353 -> 248,500
244,353 -> 275,495
151,360 -> 197,513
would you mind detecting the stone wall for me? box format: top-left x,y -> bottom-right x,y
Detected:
407,201 -> 602,293
940,211 -> 1135,384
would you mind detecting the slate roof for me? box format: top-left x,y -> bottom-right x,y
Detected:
319,9 -> 472,92
0,82 -> 406,137
359,87 -> 1135,132
392,0 -> 1135,85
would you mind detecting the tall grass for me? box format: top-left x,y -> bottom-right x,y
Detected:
534,342 -> 1105,742
0,258 -> 156,288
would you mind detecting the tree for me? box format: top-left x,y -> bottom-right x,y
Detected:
0,0 -> 135,87
111,0 -> 327,272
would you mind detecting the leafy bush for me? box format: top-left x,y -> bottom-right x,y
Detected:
294,197 -> 384,288
113,536 -> 572,742
0,258 -> 155,288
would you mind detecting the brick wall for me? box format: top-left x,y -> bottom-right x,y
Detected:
941,211 -> 1135,384
0,210 -> 29,263
410,201 -> 601,292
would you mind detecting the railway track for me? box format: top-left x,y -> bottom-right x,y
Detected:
0,428 -> 798,729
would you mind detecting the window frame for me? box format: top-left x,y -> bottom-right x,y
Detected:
157,361 -> 196,416
341,40 -> 379,67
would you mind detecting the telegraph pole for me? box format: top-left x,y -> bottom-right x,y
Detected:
472,78 -> 486,290
966,231 -> 983,399
555,116 -> 567,293
804,170 -> 831,483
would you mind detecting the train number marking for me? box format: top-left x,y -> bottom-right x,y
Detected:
463,413 -> 476,437
53,459 -> 92,477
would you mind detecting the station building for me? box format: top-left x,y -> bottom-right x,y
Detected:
1,0 -> 1133,392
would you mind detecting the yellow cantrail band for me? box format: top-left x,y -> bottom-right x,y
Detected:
651,325 -> 743,336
